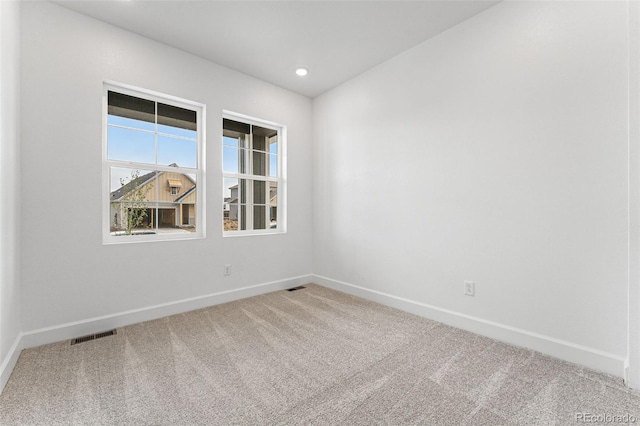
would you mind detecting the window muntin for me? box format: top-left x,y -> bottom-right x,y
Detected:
222,113 -> 285,235
103,83 -> 205,243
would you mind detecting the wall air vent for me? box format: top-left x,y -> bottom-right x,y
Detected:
286,286 -> 307,292
70,329 -> 117,345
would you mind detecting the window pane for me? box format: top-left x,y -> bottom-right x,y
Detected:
254,180 -> 266,204
269,182 -> 278,229
108,115 -> 155,132
239,149 -> 249,173
223,147 -> 249,174
180,203 -> 196,228
109,167 -> 157,236
223,177 -> 238,232
109,167 -> 199,236
176,173 -> 198,232
223,177 -> 238,201
108,91 -> 155,126
269,206 -> 277,229
253,134 -> 267,152
269,182 -> 278,205
253,151 -> 266,176
157,103 -> 196,131
240,205 -> 247,230
239,179 -> 248,204
107,126 -> 155,164
254,125 -> 277,143
158,124 -> 197,140
268,154 -> 277,177
110,203 -> 157,236
254,206 -> 266,230
223,118 -> 250,135
222,134 -> 248,149
158,135 -> 197,168
225,203 -> 239,231
110,167 -> 155,194
239,135 -> 249,149
223,146 -> 239,173
223,136 -> 239,147
269,136 -> 278,154
157,207 -> 175,228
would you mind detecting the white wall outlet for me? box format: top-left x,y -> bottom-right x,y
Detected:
464,281 -> 475,296
224,264 -> 232,276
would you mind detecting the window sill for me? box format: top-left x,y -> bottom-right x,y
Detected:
103,232 -> 205,245
222,229 -> 286,238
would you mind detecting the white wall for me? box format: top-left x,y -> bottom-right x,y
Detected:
0,0 -> 22,389
20,2 -> 313,335
313,1 -> 630,376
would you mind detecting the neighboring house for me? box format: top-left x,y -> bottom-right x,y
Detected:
110,166 -> 196,232
227,184 -> 239,220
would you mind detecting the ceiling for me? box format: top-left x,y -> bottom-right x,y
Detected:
54,1 -> 498,98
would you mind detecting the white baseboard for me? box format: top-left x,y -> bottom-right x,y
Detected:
0,333 -> 23,393
3,273 -> 625,395
313,274 -> 626,378
21,275 -> 313,350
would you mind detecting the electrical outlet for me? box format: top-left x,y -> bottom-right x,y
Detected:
224,264 -> 232,276
464,281 -> 475,296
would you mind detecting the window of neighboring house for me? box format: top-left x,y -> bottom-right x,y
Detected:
103,82 -> 205,243
168,179 -> 182,196
222,111 -> 286,235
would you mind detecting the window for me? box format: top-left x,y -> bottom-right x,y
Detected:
103,82 -> 205,243
223,112 -> 285,235
168,179 -> 182,196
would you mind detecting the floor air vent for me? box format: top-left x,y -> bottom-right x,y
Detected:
71,329 -> 117,346
286,286 -> 306,292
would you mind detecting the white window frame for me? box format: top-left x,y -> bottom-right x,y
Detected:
102,81 -> 206,244
222,110 -> 287,237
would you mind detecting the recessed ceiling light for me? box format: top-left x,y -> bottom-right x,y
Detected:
295,68 -> 308,77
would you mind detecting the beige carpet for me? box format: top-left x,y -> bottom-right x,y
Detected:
1,284 -> 639,425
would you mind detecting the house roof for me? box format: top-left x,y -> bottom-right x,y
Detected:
110,169 -> 157,202
175,185 -> 196,202
110,163 -> 196,202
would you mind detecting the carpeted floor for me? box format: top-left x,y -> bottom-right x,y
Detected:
1,284 -> 639,425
